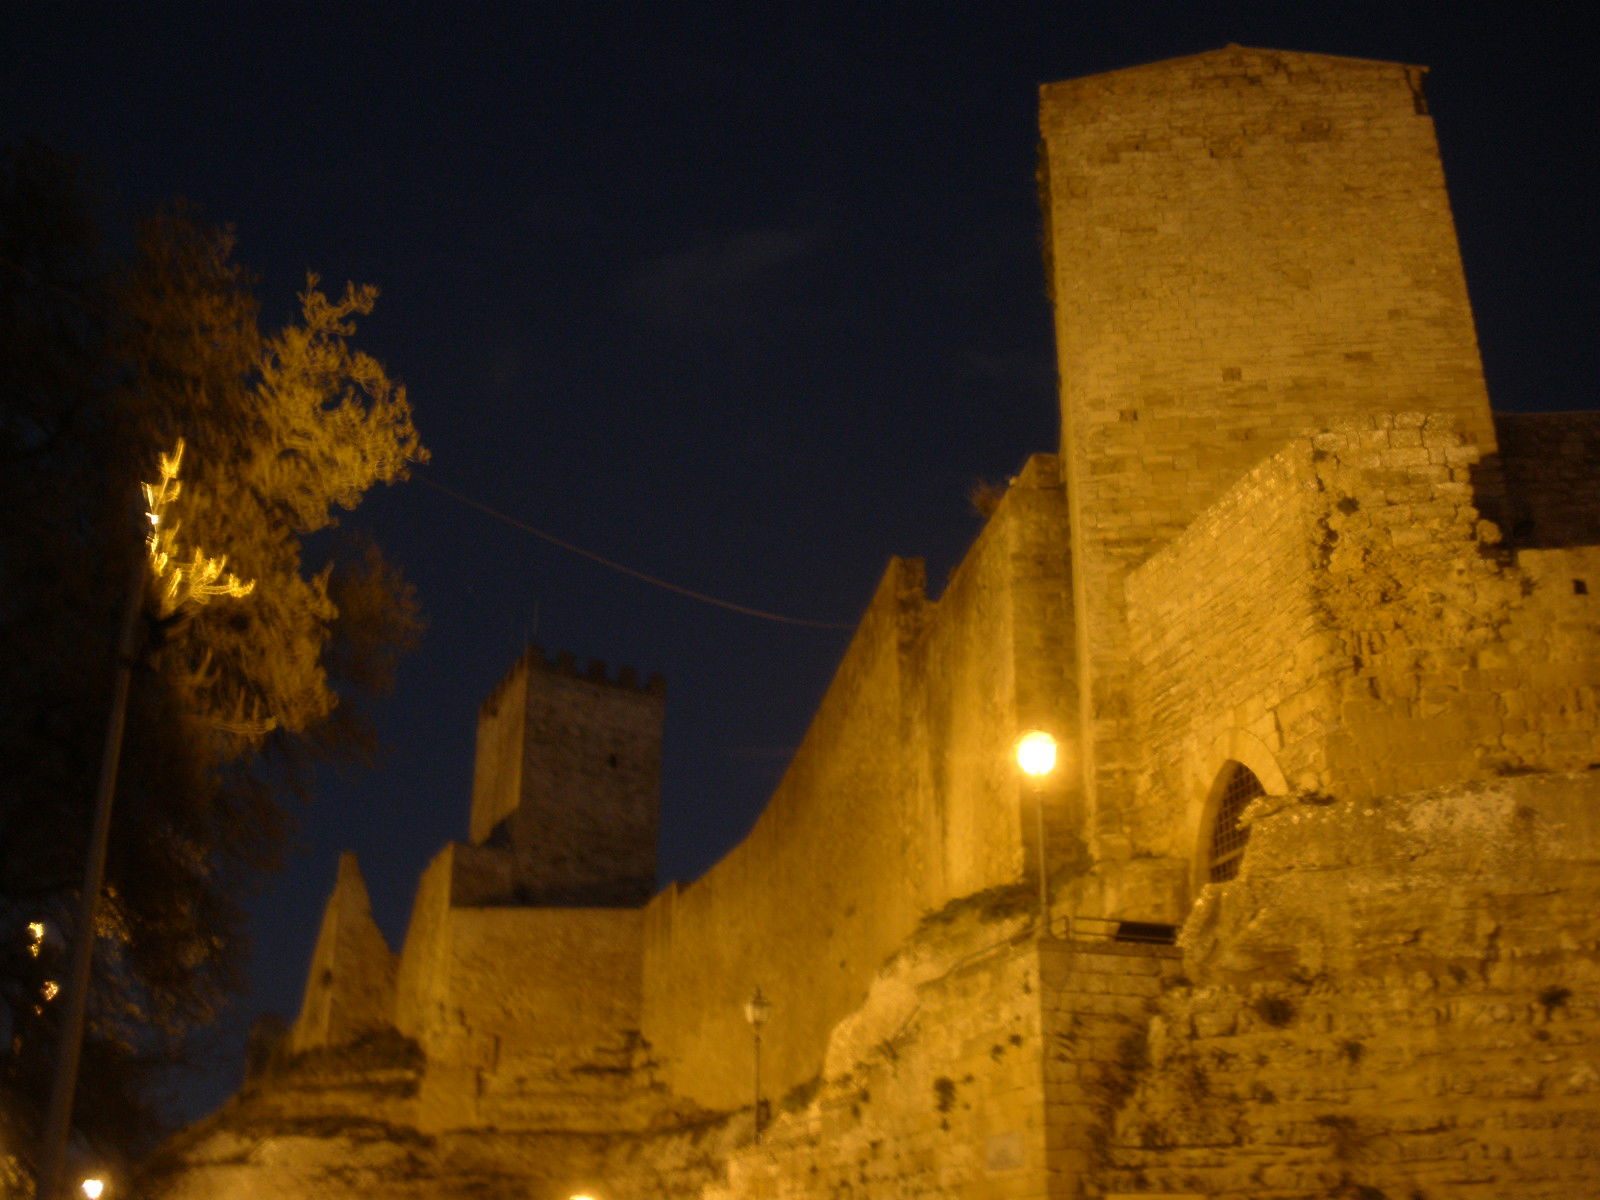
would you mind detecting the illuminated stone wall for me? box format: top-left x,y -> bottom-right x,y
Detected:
1039,46 -> 1498,869
389,842 -> 651,1134
1123,414 -> 1600,926
287,852 -> 398,1056
142,46 -> 1600,1200
1100,770 -> 1600,1200
638,455 -> 1076,1113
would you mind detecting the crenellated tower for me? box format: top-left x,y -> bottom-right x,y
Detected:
467,646 -> 664,906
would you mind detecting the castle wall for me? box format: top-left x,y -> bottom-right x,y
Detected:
708,929 -> 1059,1200
393,844 -> 645,1132
909,455 -> 1081,903
639,457 -> 1076,1113
696,895 -> 1180,1200
1127,414 -> 1600,917
1100,771 -> 1600,1200
638,555 -> 932,1115
469,658 -> 528,841
1039,46 -> 1497,864
1121,439 -> 1324,918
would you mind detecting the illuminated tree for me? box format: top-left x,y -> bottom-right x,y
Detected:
0,143 -> 426,1165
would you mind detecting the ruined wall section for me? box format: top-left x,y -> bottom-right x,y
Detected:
640,460 -> 1075,1114
1039,940 -> 1180,1197
469,650 -> 663,906
1311,417 -> 1600,790
392,843 -> 648,1133
704,908 -> 1054,1200
1099,771 -> 1600,1199
1127,414 -> 1600,918
1496,410 -> 1600,548
286,854 -> 398,1056
1039,46 -> 1497,864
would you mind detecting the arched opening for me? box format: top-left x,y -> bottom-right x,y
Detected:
1205,761 -> 1265,883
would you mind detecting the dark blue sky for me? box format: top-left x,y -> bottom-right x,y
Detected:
5,2 -> 1595,1120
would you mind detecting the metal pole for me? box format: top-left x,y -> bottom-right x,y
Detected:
1034,777 -> 1050,937
35,553 -> 145,1200
753,1027 -> 763,1144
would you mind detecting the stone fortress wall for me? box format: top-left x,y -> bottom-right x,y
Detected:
1038,47 -> 1499,880
639,452 -> 1076,1113
143,46 -> 1600,1200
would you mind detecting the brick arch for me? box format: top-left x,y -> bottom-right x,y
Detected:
1189,730 -> 1287,895
1201,761 -> 1265,884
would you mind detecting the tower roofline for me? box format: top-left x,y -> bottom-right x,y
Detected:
479,642 -> 665,714
1040,45 -> 1428,96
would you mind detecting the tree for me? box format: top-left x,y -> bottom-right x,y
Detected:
0,142 -> 427,1170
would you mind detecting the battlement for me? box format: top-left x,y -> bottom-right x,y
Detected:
480,644 -> 665,717
468,645 -> 663,904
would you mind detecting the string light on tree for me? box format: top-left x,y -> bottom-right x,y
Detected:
142,440 -> 257,617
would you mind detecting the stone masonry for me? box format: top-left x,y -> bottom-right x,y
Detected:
143,47 -> 1599,1200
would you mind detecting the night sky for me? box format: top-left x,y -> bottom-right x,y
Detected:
5,2 -> 1596,1121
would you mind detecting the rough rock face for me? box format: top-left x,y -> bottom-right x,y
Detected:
1100,772 -> 1600,1199
138,1029 -> 738,1200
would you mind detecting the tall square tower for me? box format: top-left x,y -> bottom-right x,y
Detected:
1038,47 -> 1498,839
468,648 -> 663,906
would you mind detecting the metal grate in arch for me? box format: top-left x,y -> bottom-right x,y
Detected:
1208,762 -> 1264,883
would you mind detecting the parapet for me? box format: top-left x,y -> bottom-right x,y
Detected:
480,644 -> 664,718
468,644 -> 664,900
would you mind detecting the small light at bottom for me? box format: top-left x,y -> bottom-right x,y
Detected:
81,1180 -> 105,1200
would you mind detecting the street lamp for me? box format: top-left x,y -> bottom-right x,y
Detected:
1015,730 -> 1058,935
37,443 -> 256,1200
744,987 -> 773,1143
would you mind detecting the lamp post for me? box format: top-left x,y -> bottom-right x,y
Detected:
37,443 -> 254,1200
744,987 -> 772,1144
1015,730 -> 1058,936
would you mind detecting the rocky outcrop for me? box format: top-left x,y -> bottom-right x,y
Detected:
1101,771 -> 1600,1199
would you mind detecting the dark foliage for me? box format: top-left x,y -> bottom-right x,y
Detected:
0,142 -> 425,1171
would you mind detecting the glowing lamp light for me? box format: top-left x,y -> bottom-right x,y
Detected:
1015,730 -> 1058,778
744,987 -> 772,1030
569,1194 -> 597,1200
82,1179 -> 105,1199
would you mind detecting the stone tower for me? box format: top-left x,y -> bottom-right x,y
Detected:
468,646 -> 664,906
1037,47 -> 1499,850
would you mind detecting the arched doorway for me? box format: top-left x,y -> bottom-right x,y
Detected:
1203,761 -> 1266,883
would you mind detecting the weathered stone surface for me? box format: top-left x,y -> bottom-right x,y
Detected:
287,853 -> 396,1057
144,46 -> 1600,1200
1102,773 -> 1600,1200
